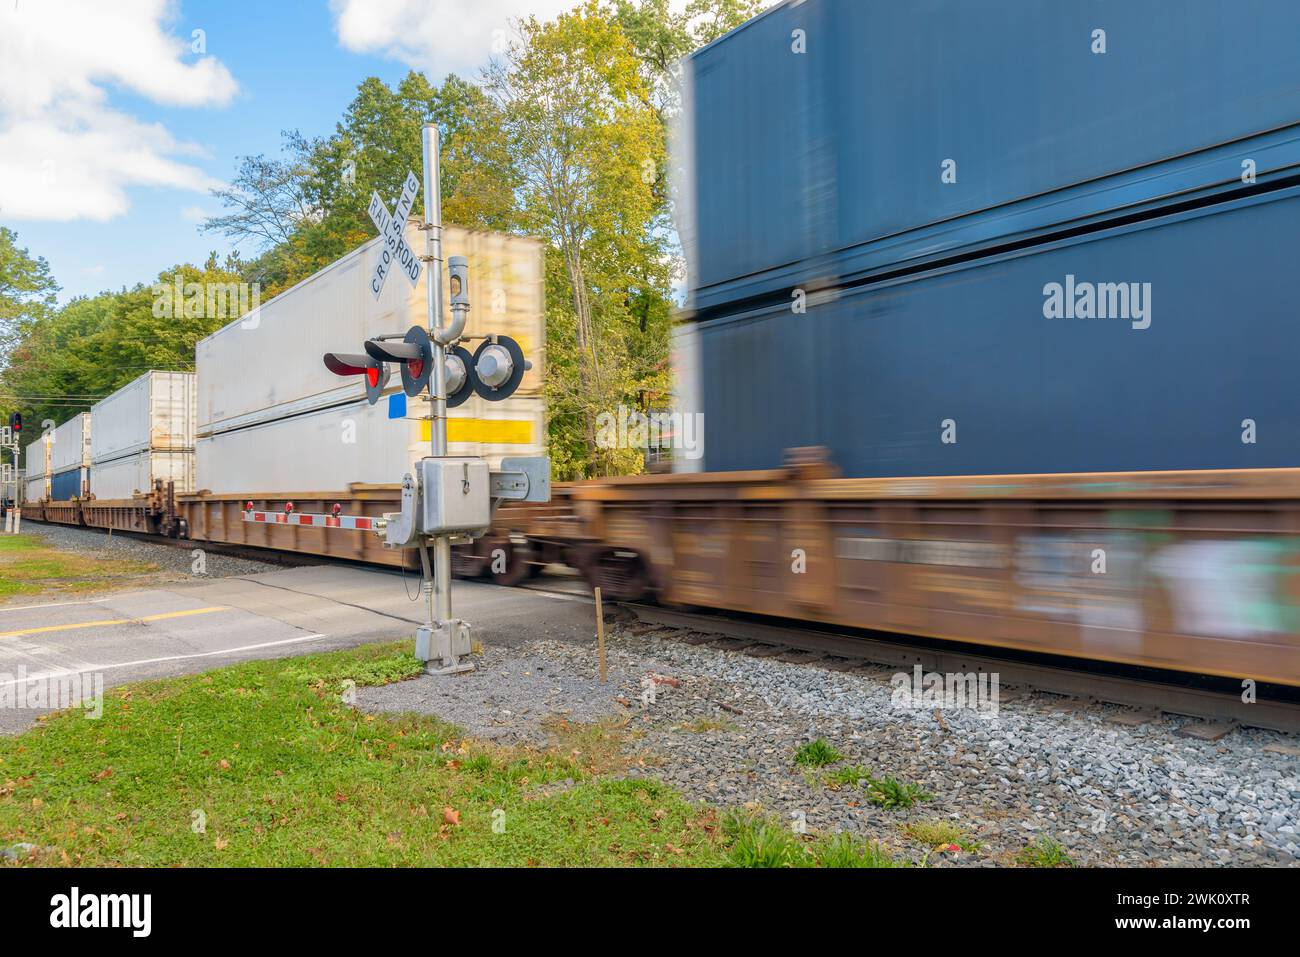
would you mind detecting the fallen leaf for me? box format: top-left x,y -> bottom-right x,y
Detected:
214,837 -> 228,851
92,767 -> 113,781
443,806 -> 461,826
218,759 -> 230,770
335,792 -> 348,804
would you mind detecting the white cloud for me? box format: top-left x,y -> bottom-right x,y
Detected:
330,0 -> 577,78
0,0 -> 237,222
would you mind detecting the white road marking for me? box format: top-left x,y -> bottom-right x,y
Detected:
0,597 -> 114,614
0,632 -> 331,688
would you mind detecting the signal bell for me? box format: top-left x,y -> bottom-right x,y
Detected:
323,352 -> 389,405
446,345 -> 475,408
472,335 -> 527,402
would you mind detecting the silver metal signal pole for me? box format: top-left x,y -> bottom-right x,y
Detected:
421,124 -> 453,642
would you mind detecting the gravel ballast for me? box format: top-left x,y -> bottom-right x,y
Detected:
21,521 -> 286,579
360,622 -> 1300,867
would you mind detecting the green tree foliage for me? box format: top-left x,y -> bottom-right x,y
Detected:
0,227 -> 59,367
205,73 -> 515,297
487,2 -> 669,477
2,254 -> 245,427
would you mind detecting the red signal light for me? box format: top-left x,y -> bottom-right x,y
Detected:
364,326 -> 432,398
324,351 -> 389,405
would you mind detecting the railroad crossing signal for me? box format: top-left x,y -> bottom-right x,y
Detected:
311,124 -> 550,675
322,351 -> 390,405
366,172 -> 422,300
365,325 -> 432,398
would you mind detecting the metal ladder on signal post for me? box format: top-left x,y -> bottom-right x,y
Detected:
1,424 -> 21,534
245,124 -> 548,674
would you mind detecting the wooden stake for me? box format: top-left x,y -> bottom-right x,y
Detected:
595,586 -> 606,683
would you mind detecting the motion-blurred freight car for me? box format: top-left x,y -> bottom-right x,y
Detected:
673,0 -> 1300,476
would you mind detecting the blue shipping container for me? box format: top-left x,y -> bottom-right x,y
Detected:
695,184 -> 1300,477
686,0 -> 1300,310
49,468 -> 87,501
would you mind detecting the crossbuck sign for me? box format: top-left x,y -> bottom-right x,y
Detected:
367,171 -> 423,300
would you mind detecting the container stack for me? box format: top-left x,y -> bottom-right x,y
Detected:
39,413 -> 93,501
195,223 -> 545,495
676,0 -> 1300,477
90,371 -> 197,500
23,433 -> 49,504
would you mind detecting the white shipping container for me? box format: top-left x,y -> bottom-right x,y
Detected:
24,435 -> 49,480
24,476 -> 46,504
92,371 -> 197,462
195,393 -> 543,494
197,223 -> 544,435
50,413 -> 92,474
90,450 -> 196,500
195,221 -> 540,434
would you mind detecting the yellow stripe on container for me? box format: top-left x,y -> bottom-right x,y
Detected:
421,419 -> 534,445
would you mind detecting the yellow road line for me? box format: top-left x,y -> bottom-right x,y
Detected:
0,606 -> 228,640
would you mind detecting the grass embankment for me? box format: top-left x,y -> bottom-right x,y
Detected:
0,640 -> 907,867
0,534 -> 158,600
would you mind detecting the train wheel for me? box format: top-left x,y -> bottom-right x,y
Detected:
589,549 -> 649,602
451,544 -> 490,579
488,539 -> 537,587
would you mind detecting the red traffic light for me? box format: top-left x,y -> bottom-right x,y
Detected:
323,352 -> 389,405
8,412 -> 21,433
364,326 -> 432,398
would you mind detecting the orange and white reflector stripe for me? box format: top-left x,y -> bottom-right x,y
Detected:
242,502 -> 374,531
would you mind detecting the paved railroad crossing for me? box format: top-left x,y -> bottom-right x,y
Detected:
0,566 -> 595,733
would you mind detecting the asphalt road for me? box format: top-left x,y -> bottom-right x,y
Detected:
0,566 -> 596,733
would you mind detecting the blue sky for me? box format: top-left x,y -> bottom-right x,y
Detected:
0,0 -> 573,302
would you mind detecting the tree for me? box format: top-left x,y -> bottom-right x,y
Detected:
0,227 -> 59,364
1,253 -> 245,427
205,73 -> 516,296
486,2 -> 667,475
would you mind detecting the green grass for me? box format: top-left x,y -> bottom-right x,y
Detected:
721,811 -> 902,868
793,738 -> 842,768
1016,836 -> 1075,868
902,819 -> 983,853
822,763 -> 871,790
817,762 -> 931,811
863,775 -> 931,810
0,533 -> 158,599
0,641 -> 729,867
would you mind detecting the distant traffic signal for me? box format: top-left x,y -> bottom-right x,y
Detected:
323,351 -> 390,405
8,412 -> 20,434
